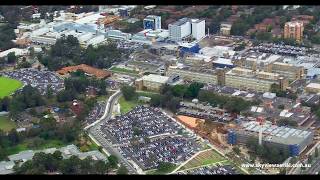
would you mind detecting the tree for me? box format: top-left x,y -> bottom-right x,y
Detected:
171,85 -> 187,98
156,162 -> 176,174
107,155 -> 118,169
278,104 -> 285,110
256,31 -> 272,41
160,84 -> 171,95
29,47 -> 35,57
308,155 -> 313,164
117,165 -> 128,175
277,118 -> 298,127
17,61 -> 31,69
185,82 -> 204,98
132,126 -> 142,136
95,160 -> 108,174
46,85 -> 54,99
315,148 -> 319,158
0,146 -> 7,161
234,43 -> 246,51
315,109 -> 320,121
150,94 -> 161,107
7,52 -> 17,64
166,97 -> 180,113
289,157 -> 297,164
120,85 -> 136,101
57,89 -> 76,102
279,168 -> 286,174
230,22 -> 249,36
8,129 -> 20,145
232,146 -> 241,155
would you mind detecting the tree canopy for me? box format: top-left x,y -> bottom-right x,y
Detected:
14,151 -> 111,174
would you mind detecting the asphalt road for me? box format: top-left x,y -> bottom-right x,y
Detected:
306,158 -> 320,174
87,91 -> 139,174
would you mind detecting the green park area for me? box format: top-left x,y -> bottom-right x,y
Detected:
110,67 -> 139,75
118,96 -> 142,114
0,115 -> 16,132
178,149 -> 227,171
0,76 -> 23,98
5,139 -> 67,156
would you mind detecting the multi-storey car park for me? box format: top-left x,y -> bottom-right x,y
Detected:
228,121 -> 314,156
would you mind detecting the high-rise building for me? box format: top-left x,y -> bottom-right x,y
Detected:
284,21 -> 304,43
168,18 -> 192,42
168,18 -> 205,42
143,15 -> 161,30
191,19 -> 205,40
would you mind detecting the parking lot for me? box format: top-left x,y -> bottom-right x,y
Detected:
251,43 -> 308,56
97,106 -> 202,171
0,68 -> 64,95
119,136 -> 200,170
100,106 -> 182,144
85,102 -> 105,126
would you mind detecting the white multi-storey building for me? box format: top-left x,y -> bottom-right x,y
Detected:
169,18 -> 205,42
191,19 -> 205,40
169,18 -> 192,42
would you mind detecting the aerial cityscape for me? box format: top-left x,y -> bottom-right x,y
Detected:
0,5 -> 320,175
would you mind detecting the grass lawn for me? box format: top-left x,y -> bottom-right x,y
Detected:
5,139 -> 67,155
79,139 -> 100,152
146,164 -> 178,175
0,76 -> 23,98
136,91 -> 159,98
179,149 -> 226,171
110,67 -> 139,74
119,96 -> 143,114
0,115 -> 16,132
96,95 -> 110,102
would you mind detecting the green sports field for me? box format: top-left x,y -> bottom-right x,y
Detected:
0,76 -> 23,98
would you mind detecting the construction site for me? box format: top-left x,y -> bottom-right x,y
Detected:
175,114 -> 315,159
176,115 -> 233,150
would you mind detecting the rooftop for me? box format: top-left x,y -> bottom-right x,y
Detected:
306,83 -> 320,89
57,64 -> 112,79
170,18 -> 190,26
141,74 -> 169,84
236,121 -> 313,145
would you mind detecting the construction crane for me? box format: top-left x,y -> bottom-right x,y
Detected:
256,116 -> 265,145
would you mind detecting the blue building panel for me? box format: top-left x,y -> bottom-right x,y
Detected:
179,44 -> 200,56
289,144 -> 300,157
213,63 -> 235,69
119,9 -> 128,17
227,131 -> 237,145
144,20 -> 155,30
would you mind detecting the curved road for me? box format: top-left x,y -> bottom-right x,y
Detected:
85,90 -> 139,174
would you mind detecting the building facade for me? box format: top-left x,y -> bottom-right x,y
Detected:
169,18 -> 192,42
135,74 -> 169,92
228,121 -> 314,156
166,66 -> 218,85
168,18 -> 205,42
191,19 -> 206,40
284,21 -> 304,43
143,15 -> 161,30
225,67 -> 288,92
271,62 -> 305,81
220,23 -> 232,36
